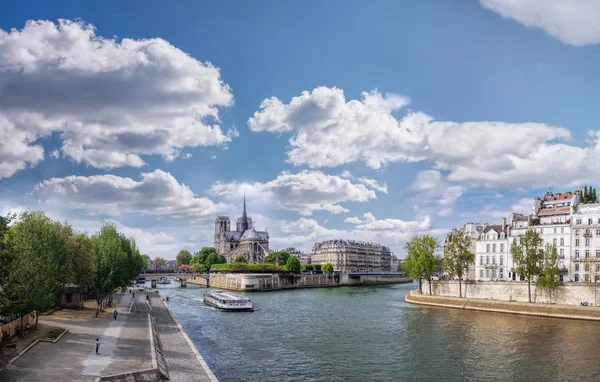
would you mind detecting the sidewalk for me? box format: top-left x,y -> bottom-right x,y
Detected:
0,292 -> 153,381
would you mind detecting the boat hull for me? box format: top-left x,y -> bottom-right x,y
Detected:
203,297 -> 253,311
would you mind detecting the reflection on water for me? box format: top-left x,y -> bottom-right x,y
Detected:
162,282 -> 600,382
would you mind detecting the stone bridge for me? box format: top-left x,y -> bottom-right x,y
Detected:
140,273 -> 209,287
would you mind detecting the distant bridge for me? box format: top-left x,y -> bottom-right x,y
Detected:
140,273 -> 209,287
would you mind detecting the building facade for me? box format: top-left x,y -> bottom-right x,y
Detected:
446,222 -> 487,280
475,220 -> 510,281
570,203 -> 600,283
214,197 -> 270,263
286,247 -> 311,264
311,240 -> 393,273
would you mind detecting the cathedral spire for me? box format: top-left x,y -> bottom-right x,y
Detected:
241,194 -> 249,232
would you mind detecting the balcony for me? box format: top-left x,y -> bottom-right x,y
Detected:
584,232 -> 593,238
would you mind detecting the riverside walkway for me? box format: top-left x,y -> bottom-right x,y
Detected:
0,290 -> 217,381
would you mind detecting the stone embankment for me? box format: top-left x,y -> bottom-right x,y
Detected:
187,273 -> 412,291
405,290 -> 600,321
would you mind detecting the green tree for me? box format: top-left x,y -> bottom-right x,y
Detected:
65,230 -> 94,291
153,256 -> 166,268
403,235 -> 442,295
265,250 -> 290,266
191,247 -> 217,266
511,228 -> 544,303
322,262 -> 334,275
3,212 -> 68,329
443,231 -> 475,298
176,249 -> 192,268
285,256 -> 301,273
234,256 -> 247,263
191,263 -> 204,273
537,244 -> 561,302
204,252 -> 226,271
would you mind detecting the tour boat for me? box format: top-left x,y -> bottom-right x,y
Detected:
157,277 -> 171,284
135,277 -> 147,284
203,290 -> 253,311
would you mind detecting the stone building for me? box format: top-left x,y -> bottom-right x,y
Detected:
570,203 -> 600,283
475,219 -> 510,281
445,222 -> 487,280
287,247 -> 311,264
311,240 -> 392,273
214,197 -> 269,263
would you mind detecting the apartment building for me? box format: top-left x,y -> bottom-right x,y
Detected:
445,222 -> 487,280
571,204 -> 600,282
311,240 -> 393,272
475,219 -> 510,281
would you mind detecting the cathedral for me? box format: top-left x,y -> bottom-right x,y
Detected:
214,197 -> 270,263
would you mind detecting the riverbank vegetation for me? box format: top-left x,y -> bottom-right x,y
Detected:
189,247 -> 226,272
403,235 -> 442,295
0,211 -> 146,328
443,231 -> 475,298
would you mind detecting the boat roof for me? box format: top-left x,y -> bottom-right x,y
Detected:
208,290 -> 250,301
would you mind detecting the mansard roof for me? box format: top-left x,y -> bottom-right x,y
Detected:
482,225 -> 508,234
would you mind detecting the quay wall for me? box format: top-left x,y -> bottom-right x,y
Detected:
421,280 -> 600,306
188,273 -> 412,291
405,290 -> 600,321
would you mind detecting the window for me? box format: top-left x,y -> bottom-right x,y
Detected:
513,238 -> 517,244
590,218 -> 594,225
500,256 -> 504,265
500,243 -> 504,252
575,274 -> 580,282
493,244 -> 496,253
575,230 -> 580,237
560,248 -> 564,258
586,250 -> 590,259
561,227 -> 564,233
597,250 -> 600,258
492,256 -> 496,265
480,270 -> 483,278
586,238 -> 591,246
598,218 -> 600,224
486,244 -> 490,252
575,263 -> 580,271
575,250 -> 580,259
480,256 -> 483,265
553,238 -> 557,246
486,270 -> 490,278
554,228 -> 557,234
486,256 -> 489,265
585,263 -> 590,272
596,228 -> 600,235
596,264 -> 600,272
66,293 -> 72,304
576,239 -> 580,246
577,219 -> 582,225
585,274 -> 590,282
560,238 -> 564,246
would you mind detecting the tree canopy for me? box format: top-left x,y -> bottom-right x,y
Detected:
234,256 -> 247,263
175,249 -> 192,267
322,262 -> 334,275
403,235 -> 442,295
265,250 -> 290,266
285,256 -> 301,273
443,231 -> 474,298
510,228 -> 544,303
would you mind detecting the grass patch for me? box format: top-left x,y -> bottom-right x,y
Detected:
46,328 -> 65,340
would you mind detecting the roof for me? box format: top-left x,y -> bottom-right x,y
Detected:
538,207 -> 571,216
225,231 -> 241,240
540,191 -> 576,202
482,225 -> 507,234
241,228 -> 260,240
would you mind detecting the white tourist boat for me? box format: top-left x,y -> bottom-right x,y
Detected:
203,290 -> 253,311
157,277 -> 171,284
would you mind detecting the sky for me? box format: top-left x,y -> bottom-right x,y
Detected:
2,0 -> 600,259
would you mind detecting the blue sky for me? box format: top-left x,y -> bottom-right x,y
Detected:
2,0 -> 600,259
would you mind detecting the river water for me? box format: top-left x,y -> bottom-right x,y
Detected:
160,282 -> 600,382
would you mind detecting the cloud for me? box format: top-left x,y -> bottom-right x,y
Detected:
183,153 -> 193,159
480,0 -> 600,46
249,86 -> 600,189
461,197 -> 534,221
344,212 -> 431,231
0,19 -> 235,179
209,170 -> 382,216
411,170 -> 463,217
35,169 -> 229,222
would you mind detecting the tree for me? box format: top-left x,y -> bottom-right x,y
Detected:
322,262 -> 334,275
511,228 -> 544,303
204,252 -> 226,271
537,244 -> 560,302
265,250 -> 290,266
444,231 -> 475,298
191,263 -> 204,273
179,264 -> 192,272
65,231 -> 94,291
403,235 -> 442,295
191,247 -> 217,267
285,256 -> 301,273
176,250 -> 192,268
153,256 -> 166,268
234,256 -> 247,263
3,212 -> 68,329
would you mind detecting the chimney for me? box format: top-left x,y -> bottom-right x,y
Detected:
502,217 -> 507,228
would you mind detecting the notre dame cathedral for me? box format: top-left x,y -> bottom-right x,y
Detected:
214,197 -> 270,263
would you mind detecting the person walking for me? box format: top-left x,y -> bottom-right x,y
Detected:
113,310 -> 118,320
95,338 -> 100,354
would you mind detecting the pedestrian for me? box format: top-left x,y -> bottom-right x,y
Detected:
129,288 -> 132,295
113,310 -> 118,320
133,292 -> 135,298
95,338 -> 100,354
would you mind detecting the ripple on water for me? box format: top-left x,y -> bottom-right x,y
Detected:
166,284 -> 600,382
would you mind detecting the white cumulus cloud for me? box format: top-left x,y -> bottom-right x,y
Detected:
0,19 -> 235,179
480,0 -> 600,46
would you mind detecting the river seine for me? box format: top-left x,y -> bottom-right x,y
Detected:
162,282 -> 600,382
